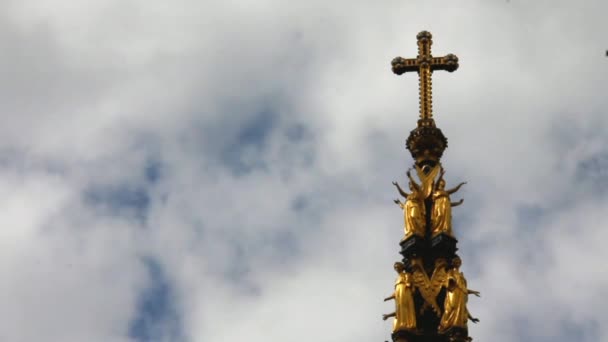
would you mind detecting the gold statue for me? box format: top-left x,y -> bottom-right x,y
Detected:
430,167 -> 466,237
438,257 -> 480,333
393,170 -> 426,239
383,262 -> 417,332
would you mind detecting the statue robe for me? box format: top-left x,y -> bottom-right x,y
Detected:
439,269 -> 470,333
431,190 -> 453,237
393,272 -> 416,332
403,193 -> 426,238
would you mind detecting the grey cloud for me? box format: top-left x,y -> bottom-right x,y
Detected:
1,0 -> 608,342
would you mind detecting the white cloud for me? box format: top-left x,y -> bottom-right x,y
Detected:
0,0 -> 607,341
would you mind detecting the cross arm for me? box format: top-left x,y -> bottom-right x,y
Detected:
392,54 -> 458,75
391,57 -> 420,75
429,54 -> 459,72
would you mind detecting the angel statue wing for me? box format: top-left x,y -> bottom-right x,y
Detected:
411,267 -> 441,315
430,265 -> 448,298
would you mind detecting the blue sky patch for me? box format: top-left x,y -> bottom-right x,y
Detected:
236,110 -> 277,148
128,257 -> 182,342
145,159 -> 163,184
83,184 -> 150,222
220,110 -> 277,175
576,151 -> 608,194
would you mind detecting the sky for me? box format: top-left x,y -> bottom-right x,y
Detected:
0,0 -> 607,341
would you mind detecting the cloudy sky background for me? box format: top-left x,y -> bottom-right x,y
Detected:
0,0 -> 607,341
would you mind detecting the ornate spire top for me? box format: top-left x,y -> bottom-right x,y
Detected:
391,31 -> 459,168
382,31 -> 480,342
391,31 -> 459,124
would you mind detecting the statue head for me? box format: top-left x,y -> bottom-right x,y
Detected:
409,258 -> 424,270
437,179 -> 446,190
393,262 -> 405,273
451,256 -> 462,268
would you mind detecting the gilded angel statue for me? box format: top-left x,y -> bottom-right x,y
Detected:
382,262 -> 417,332
393,169 -> 426,239
430,167 -> 466,238
438,257 -> 480,334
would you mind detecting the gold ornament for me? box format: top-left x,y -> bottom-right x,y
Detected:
383,262 -> 417,332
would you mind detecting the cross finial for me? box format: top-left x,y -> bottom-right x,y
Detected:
391,31 -> 459,126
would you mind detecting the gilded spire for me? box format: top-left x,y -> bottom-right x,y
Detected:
391,31 -> 459,166
383,31 -> 480,342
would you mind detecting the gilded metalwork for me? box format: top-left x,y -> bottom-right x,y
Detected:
383,31 -> 479,342
410,258 -> 443,316
438,257 -> 480,333
383,262 -> 417,332
420,258 -> 449,314
393,171 -> 426,239
415,164 -> 440,199
391,31 -> 459,122
393,31 -> 457,164
406,127 -> 448,164
431,167 -> 466,238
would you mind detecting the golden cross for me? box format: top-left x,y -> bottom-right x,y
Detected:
391,31 -> 458,124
